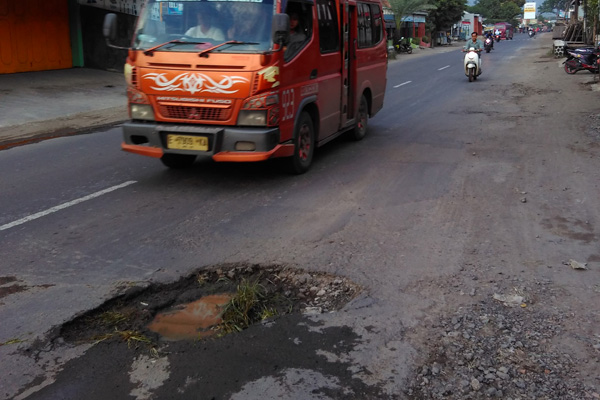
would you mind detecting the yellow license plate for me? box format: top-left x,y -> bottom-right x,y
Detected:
167,134 -> 209,151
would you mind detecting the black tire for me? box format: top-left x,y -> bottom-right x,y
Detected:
349,94 -> 369,141
160,154 -> 197,169
406,47 -> 412,54
564,61 -> 578,74
468,68 -> 474,82
486,48 -> 490,53
288,112 -> 315,174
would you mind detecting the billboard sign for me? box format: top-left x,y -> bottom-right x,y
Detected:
524,2 -> 536,19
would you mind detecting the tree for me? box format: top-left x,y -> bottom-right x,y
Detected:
388,0 -> 437,38
538,0 -> 568,16
427,0 -> 467,46
468,0 -> 523,26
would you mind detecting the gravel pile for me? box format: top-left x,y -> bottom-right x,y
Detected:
405,285 -> 600,399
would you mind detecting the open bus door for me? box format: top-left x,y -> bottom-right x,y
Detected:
339,0 -> 355,127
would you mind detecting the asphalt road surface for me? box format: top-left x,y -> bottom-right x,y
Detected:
1,34 -> 599,399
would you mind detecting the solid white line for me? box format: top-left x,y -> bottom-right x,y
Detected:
438,65 -> 451,71
393,81 -> 412,88
0,181 -> 137,231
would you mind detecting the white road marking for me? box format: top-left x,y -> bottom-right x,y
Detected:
438,65 -> 451,71
393,81 -> 412,88
0,180 -> 137,231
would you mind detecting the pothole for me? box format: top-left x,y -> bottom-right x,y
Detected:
147,293 -> 233,341
57,264 -> 362,347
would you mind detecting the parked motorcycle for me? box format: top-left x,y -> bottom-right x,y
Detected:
394,37 -> 413,54
484,37 -> 493,53
463,47 -> 481,82
563,46 -> 600,74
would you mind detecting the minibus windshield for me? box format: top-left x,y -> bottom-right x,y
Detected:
133,0 -> 275,53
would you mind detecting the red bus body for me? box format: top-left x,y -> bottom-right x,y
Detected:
494,22 -> 513,40
118,0 -> 388,172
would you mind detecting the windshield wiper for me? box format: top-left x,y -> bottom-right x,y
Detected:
198,40 -> 260,57
143,39 -> 207,56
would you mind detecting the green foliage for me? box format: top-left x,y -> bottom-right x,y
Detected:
468,0 -> 522,26
427,0 -> 467,32
538,0 -> 568,15
388,0 -> 437,27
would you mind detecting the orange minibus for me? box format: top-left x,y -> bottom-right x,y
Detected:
104,0 -> 387,173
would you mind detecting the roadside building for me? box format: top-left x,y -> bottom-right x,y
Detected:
3,1 -> 151,74
456,12 -> 483,40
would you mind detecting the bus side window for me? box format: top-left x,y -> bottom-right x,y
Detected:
316,0 -> 339,53
357,2 -> 383,48
284,2 -> 312,61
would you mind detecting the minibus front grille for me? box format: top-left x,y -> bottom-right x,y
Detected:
158,105 -> 232,121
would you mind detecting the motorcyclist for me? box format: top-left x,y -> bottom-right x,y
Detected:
494,28 -> 501,41
463,32 -> 483,74
484,31 -> 494,49
464,32 -> 483,51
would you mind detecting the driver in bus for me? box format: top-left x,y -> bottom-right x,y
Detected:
186,8 -> 225,41
284,11 -> 306,58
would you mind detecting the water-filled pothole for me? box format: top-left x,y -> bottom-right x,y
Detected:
58,264 -> 362,347
147,293 -> 232,340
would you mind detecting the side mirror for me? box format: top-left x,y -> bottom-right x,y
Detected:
103,13 -> 118,41
272,13 -> 290,46
103,13 -> 129,50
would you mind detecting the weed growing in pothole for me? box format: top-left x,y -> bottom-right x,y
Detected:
92,330 -> 153,348
218,279 -> 276,334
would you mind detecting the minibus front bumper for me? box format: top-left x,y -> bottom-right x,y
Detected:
121,122 -> 294,162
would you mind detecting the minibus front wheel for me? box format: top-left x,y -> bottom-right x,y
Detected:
288,111 -> 315,174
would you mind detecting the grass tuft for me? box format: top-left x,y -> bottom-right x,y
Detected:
0,338 -> 26,346
217,279 -> 277,335
91,329 -> 152,348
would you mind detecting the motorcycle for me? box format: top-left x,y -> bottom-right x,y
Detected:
494,34 -> 501,42
463,47 -> 481,82
563,46 -> 600,74
394,37 -> 413,54
484,37 -> 493,53
528,30 -> 535,38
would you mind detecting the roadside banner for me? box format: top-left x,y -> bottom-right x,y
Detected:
523,2 -> 536,20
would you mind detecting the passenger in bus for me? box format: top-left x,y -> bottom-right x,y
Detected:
227,4 -> 270,42
284,12 -> 306,59
185,9 -> 225,41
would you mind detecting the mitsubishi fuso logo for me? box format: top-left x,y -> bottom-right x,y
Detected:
188,109 -> 201,120
143,73 -> 249,95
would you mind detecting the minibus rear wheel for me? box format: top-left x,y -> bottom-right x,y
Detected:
161,154 -> 197,169
288,111 -> 314,174
350,95 -> 369,141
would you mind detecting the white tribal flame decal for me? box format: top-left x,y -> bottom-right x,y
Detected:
143,73 -> 249,95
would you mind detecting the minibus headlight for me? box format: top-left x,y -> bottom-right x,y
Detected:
130,104 -> 155,120
237,110 -> 267,126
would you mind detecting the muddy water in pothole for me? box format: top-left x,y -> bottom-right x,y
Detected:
147,294 -> 232,341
